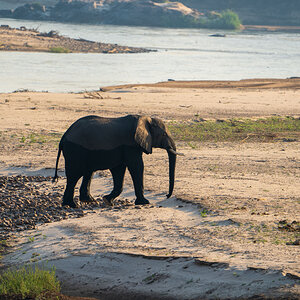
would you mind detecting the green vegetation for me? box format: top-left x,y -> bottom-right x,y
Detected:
17,132 -> 61,146
49,47 -> 70,53
168,117 -> 300,143
0,264 -> 60,299
159,9 -> 241,29
207,10 -> 241,29
20,133 -> 47,144
200,209 -> 208,217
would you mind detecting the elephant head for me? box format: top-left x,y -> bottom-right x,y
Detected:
134,116 -> 179,198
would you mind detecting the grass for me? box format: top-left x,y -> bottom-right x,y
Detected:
49,47 -> 70,53
20,133 -> 47,144
200,209 -> 208,218
168,117 -> 300,143
16,132 -> 61,146
0,264 -> 60,299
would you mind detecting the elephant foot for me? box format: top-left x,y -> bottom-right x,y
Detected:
80,194 -> 95,203
103,195 -> 114,206
62,200 -> 77,208
135,198 -> 150,205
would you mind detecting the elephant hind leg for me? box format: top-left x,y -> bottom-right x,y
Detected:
79,171 -> 95,203
103,164 -> 126,205
63,164 -> 82,208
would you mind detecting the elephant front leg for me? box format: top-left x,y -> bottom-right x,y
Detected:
79,171 -> 95,203
126,151 -> 150,205
103,164 -> 126,205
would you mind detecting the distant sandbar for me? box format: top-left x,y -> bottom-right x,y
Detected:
0,25 -> 151,54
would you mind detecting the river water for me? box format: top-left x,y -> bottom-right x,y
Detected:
0,18 -> 300,92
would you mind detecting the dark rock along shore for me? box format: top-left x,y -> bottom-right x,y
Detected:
0,175 -> 84,241
0,175 -> 133,242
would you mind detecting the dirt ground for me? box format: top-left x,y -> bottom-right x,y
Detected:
0,79 -> 300,299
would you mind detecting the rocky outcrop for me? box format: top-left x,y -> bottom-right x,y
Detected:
12,3 -> 49,20
0,0 -> 240,29
0,9 -> 13,18
1,0 -> 299,27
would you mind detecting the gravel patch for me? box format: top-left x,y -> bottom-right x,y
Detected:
0,175 -> 119,241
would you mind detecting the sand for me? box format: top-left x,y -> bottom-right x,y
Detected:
1,79 -> 300,299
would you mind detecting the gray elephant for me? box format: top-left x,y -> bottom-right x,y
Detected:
53,115 -> 180,207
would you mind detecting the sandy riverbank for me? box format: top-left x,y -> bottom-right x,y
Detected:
0,25 -> 150,53
1,79 -> 300,299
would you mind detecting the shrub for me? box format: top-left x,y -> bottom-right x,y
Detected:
206,10 -> 241,29
218,10 -> 241,29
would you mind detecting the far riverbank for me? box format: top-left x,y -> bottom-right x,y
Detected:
0,25 -> 150,54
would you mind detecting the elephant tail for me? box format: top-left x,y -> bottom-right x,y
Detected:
52,140 -> 63,183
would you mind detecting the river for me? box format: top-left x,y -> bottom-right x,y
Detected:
0,18 -> 300,92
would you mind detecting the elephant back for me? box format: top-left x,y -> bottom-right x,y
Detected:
64,115 -> 137,150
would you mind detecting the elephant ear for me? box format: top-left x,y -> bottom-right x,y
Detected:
134,116 -> 152,154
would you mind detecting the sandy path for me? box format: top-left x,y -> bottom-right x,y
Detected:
1,79 -> 300,299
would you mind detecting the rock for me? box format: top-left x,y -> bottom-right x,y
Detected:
0,10 -> 13,18
278,220 -> 300,232
286,239 -> 300,246
0,175 -> 97,241
210,34 -> 226,37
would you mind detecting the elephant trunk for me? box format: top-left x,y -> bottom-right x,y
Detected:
166,148 -> 176,198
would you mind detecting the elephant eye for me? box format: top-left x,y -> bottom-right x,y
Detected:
163,132 -> 167,136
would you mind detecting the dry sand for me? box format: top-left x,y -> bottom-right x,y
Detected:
1,79 -> 300,299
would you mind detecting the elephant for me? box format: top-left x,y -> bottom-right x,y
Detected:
53,114 -> 180,208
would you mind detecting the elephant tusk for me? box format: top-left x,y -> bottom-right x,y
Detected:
168,149 -> 185,156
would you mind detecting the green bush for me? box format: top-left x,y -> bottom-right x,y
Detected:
0,264 -> 60,299
204,10 -> 241,29
153,9 -> 241,29
217,10 -> 241,29
49,47 -> 70,53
